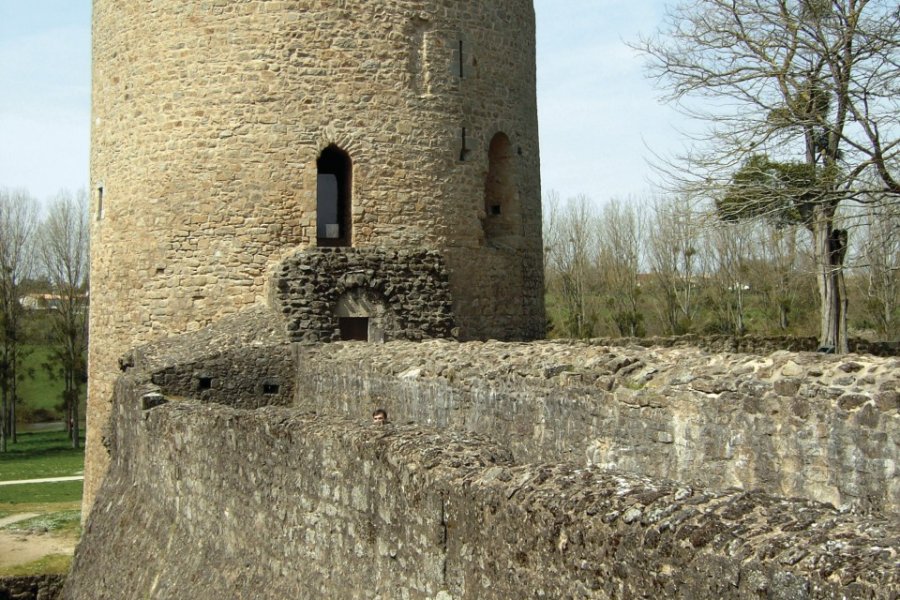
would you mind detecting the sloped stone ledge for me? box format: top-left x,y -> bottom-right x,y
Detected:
118,306 -> 295,410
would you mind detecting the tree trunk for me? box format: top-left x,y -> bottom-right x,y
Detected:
71,388 -> 80,450
0,384 -> 6,453
9,391 -> 15,444
813,207 -> 849,353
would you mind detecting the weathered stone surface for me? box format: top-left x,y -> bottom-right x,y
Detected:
581,335 -> 899,357
64,321 -> 900,598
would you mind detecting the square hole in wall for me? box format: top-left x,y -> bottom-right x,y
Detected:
339,317 -> 369,341
262,382 -> 280,395
198,377 -> 212,390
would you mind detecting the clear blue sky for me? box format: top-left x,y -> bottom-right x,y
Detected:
0,0 -> 683,205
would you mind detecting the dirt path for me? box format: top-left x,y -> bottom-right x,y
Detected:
0,513 -> 77,569
0,514 -> 40,528
0,476 -> 83,486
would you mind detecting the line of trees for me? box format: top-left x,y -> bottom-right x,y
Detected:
0,187 -> 89,451
543,191 -> 898,342
632,0 -> 899,352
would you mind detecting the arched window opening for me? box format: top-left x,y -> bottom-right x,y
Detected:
483,132 -> 518,241
317,145 -> 352,247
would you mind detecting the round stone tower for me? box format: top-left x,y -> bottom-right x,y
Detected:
87,0 -> 544,508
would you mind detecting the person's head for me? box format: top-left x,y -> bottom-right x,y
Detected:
372,408 -> 388,424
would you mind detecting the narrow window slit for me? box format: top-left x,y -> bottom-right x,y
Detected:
96,186 -> 104,221
459,127 -> 469,162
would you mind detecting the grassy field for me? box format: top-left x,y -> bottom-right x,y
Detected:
1,509 -> 81,535
0,481 -> 83,505
0,554 -> 73,577
0,503 -> 81,577
0,430 -> 84,576
0,431 -> 84,504
18,344 -> 86,422
0,431 -> 84,481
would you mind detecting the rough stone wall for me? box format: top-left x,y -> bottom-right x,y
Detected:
272,248 -> 455,342
64,373 -> 899,599
584,334 -> 900,357
115,307 -> 294,411
0,575 -> 64,600
295,341 -> 900,515
87,0 -> 544,511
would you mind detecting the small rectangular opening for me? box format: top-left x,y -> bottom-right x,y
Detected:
458,40 -> 464,78
198,377 -> 212,390
262,382 -> 280,395
490,204 -> 501,216
339,317 -> 369,341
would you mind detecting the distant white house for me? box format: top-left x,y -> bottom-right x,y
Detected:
19,293 -> 88,311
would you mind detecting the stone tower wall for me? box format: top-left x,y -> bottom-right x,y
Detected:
88,0 -> 543,509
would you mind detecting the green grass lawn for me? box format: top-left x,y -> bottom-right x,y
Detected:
0,431 -> 84,482
19,345 -> 64,417
0,480 -> 83,505
0,431 -> 84,505
0,402 -> 85,577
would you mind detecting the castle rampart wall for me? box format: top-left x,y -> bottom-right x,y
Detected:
64,363 -> 899,599
295,340 -> 899,515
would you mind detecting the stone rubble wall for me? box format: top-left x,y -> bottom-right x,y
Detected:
66,315 -> 898,597
0,575 -> 64,600
584,334 -> 899,357
117,306 -> 295,410
295,340 -> 899,515
272,248 -> 455,342
63,374 -> 900,599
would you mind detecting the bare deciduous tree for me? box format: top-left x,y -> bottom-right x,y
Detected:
636,0 -> 900,352
706,220 -> 755,335
647,195 -> 707,334
754,221 -> 815,333
543,192 -> 600,338
598,198 -> 647,336
0,188 -> 39,451
40,189 -> 90,449
851,195 -> 899,338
